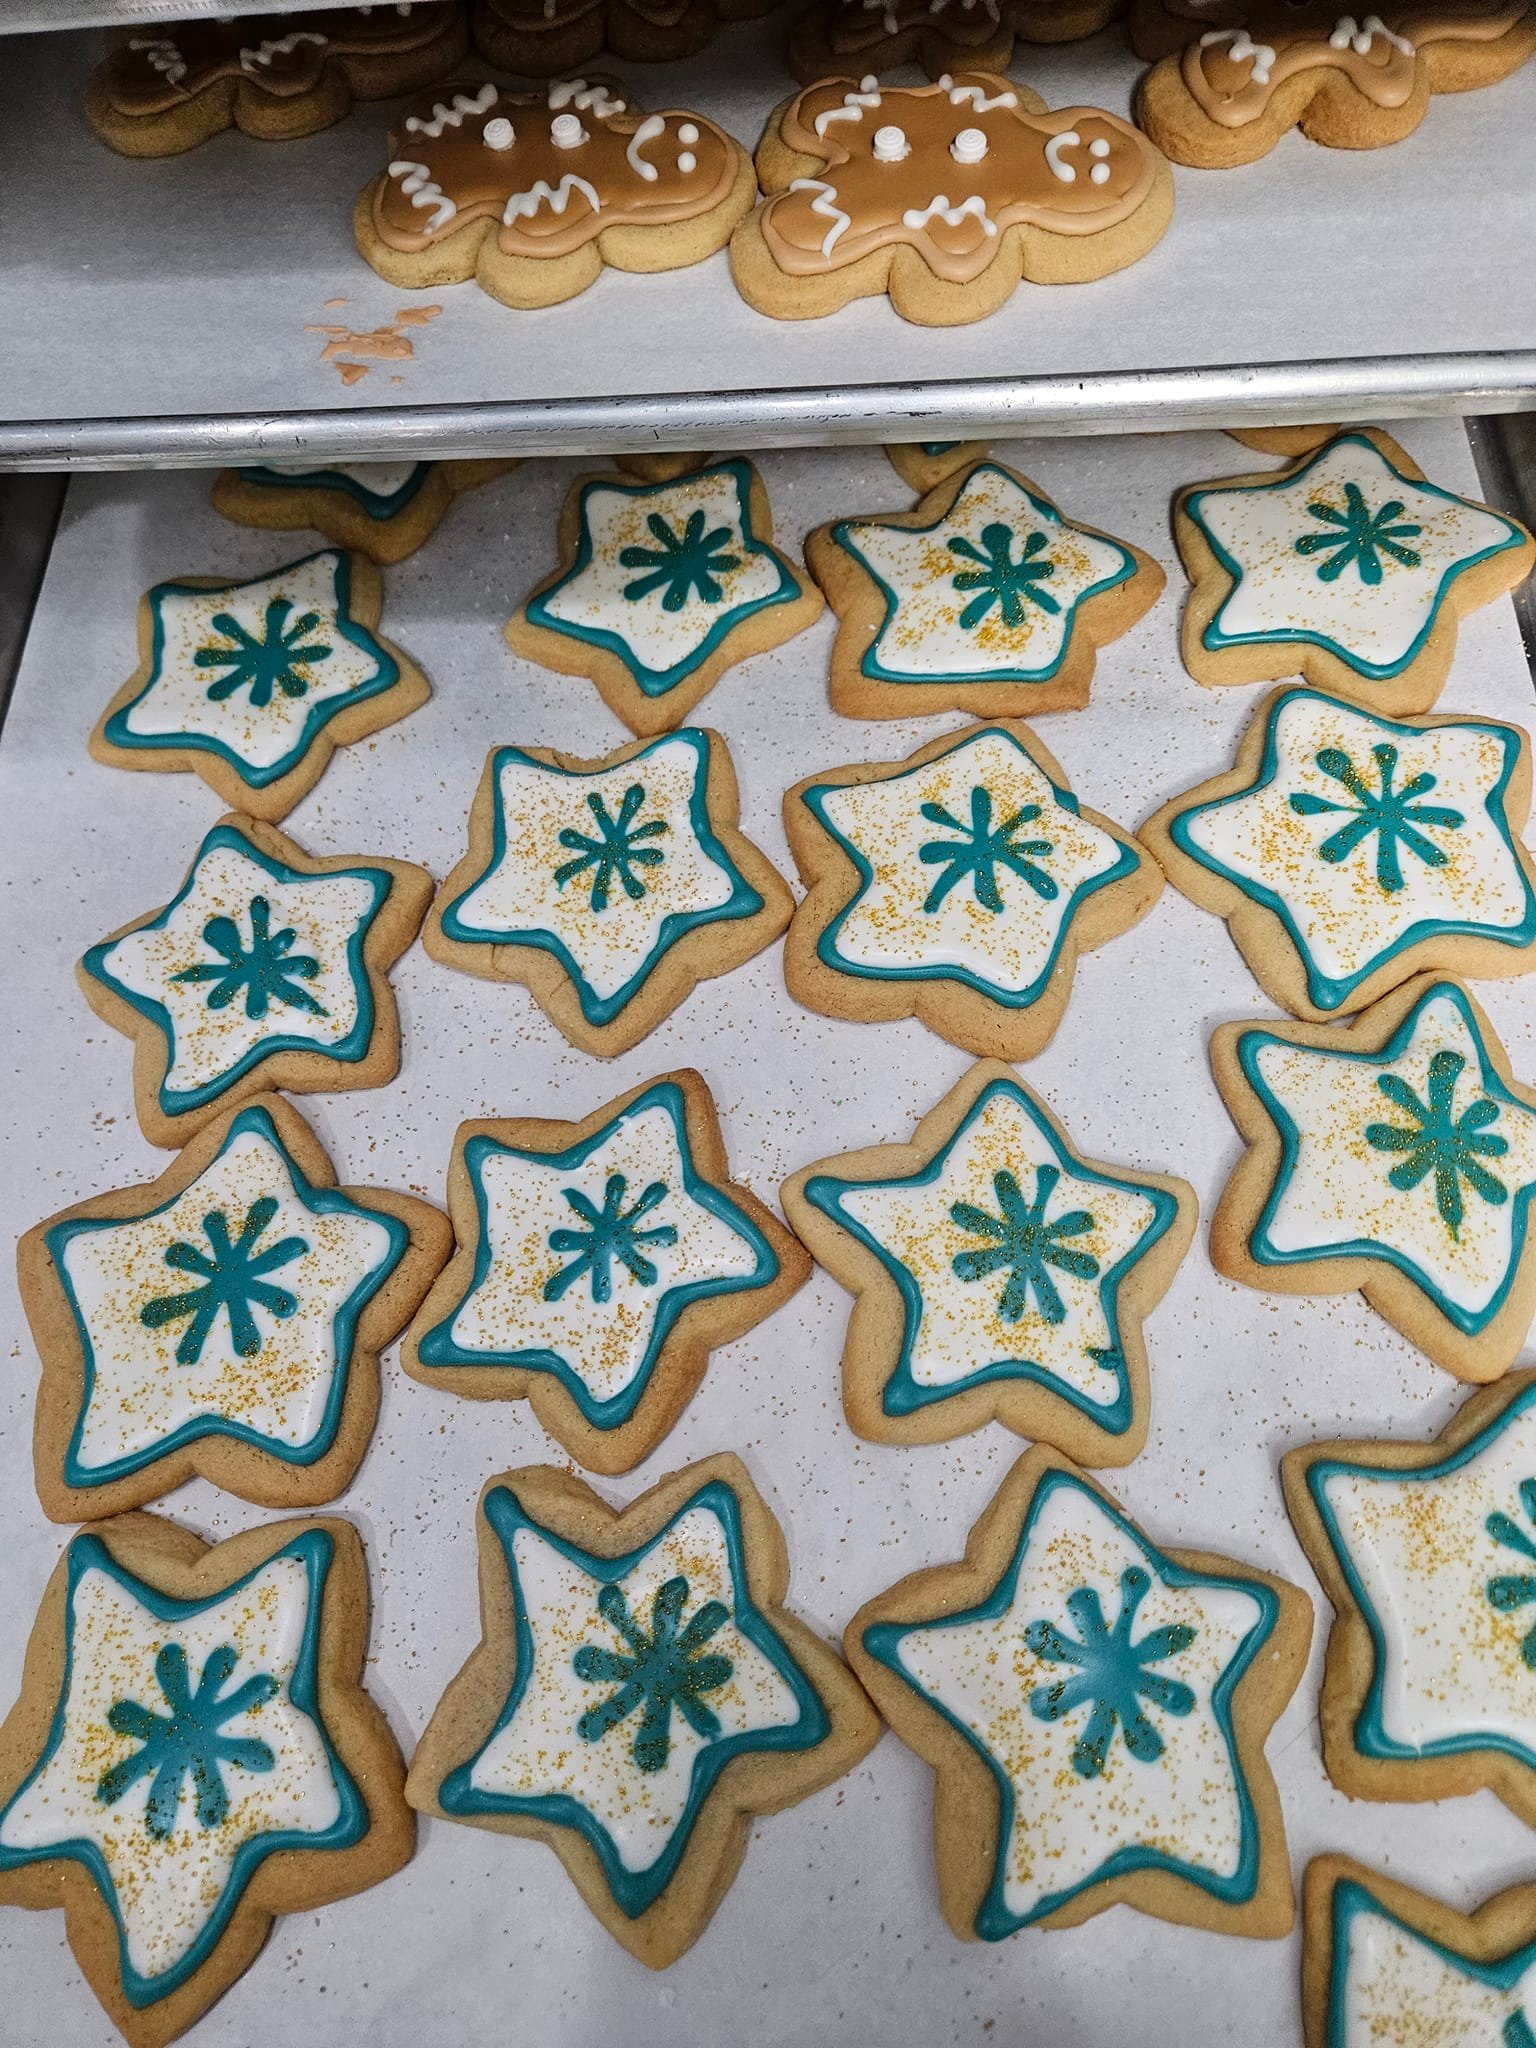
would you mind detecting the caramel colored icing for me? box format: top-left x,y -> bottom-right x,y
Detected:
1165,1 -> 1530,123
823,0 -> 1006,53
759,74 -> 1162,283
107,4 -> 454,111
370,78 -> 739,259
482,0 -> 692,28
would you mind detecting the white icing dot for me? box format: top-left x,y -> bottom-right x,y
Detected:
1089,138 -> 1111,156
859,72 -> 878,88
550,112 -> 587,149
1090,163 -> 1111,183
677,150 -> 697,173
950,125 -> 987,164
1089,136 -> 1111,181
677,122 -> 699,144
482,116 -> 515,149
873,123 -> 910,162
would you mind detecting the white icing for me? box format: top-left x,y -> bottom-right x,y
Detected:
678,122 -> 698,143
1196,437 -> 1519,673
1183,694 -> 1535,995
901,193 -> 998,237
625,112 -> 666,181
264,459 -> 422,496
788,177 -> 852,255
121,552 -> 387,775
942,75 -> 1017,111
1330,12 -> 1415,55
239,30 -> 326,70
447,1100 -> 761,1402
547,77 -> 626,118
1199,25 -> 1277,81
950,125 -> 987,164
503,175 -> 601,224
1338,1894 -> 1536,2041
0,1554 -> 340,1984
483,116 -> 516,150
678,151 -> 697,174
874,124 -> 911,163
540,468 -> 784,677
127,36 -> 187,85
404,82 -> 498,138
892,1480 -> 1262,1920
814,76 -> 882,138
450,738 -> 738,1003
467,1505 -> 802,1872
550,112 -> 587,150
59,1123 -> 395,1474
839,464 -> 1130,680
388,159 -> 457,232
815,729 -> 1129,995
1250,991 -> 1536,1316
96,837 -> 380,1098
836,1085 -> 1161,1404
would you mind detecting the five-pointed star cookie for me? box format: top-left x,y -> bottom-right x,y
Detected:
210,458 -> 518,565
1301,1855 -> 1536,2048
784,719 -> 1162,1059
1176,429 -> 1535,716
91,549 -> 429,821
19,1095 -> 449,1522
79,814 -> 431,1149
426,728 -> 792,1056
1143,686 -> 1536,1019
406,1454 -> 879,1967
782,1059 -> 1196,1463
1211,974 -> 1536,1380
806,459 -> 1164,719
404,1071 -> 808,1472
0,1515 -> 410,2046
508,459 -> 823,736
1285,1371 -> 1536,1823
846,1450 -> 1310,1941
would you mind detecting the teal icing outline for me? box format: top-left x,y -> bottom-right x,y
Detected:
79,821 -> 393,1119
835,463 -> 1138,687
1236,979 -> 1536,1336
46,1102 -> 409,1488
1186,432 -> 1529,681
1325,1876 -> 1536,2047
861,1467 -> 1277,1940
802,1074 -> 1179,1433
415,1079 -> 780,1431
236,465 -> 430,521
525,459 -> 806,700
437,730 -> 765,1030
1306,1376 -> 1536,1770
438,1476 -> 829,1918
1168,687 -> 1536,1013
0,1527 -> 364,2009
103,550 -> 402,791
799,723 -> 1140,1009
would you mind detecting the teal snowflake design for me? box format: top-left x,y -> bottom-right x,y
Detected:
543,1173 -> 679,1305
1506,2012 -> 1536,2048
96,1642 -> 278,1839
918,786 -> 1057,914
193,597 -> 332,707
619,509 -> 741,610
1485,1478 -> 1536,1668
1024,1565 -> 1197,1780
169,895 -> 327,1020
946,523 -> 1060,630
573,1575 -> 733,1773
1364,1047 -> 1509,1239
1293,482 -> 1424,586
1287,743 -> 1463,893
138,1195 -> 309,1366
553,784 -> 669,912
949,1164 -> 1099,1325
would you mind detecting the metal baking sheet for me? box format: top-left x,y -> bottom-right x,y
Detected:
2,26 -> 1536,464
0,419 -> 1533,2044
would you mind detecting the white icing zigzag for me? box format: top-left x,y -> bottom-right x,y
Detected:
901,192 -> 999,236
503,174 -> 604,224
787,176 -> 853,254
814,75 -> 883,138
239,30 -> 327,71
388,159 -> 458,231
405,82 -> 499,138
1198,25 -> 1277,80
127,35 -> 187,84
548,78 -> 627,119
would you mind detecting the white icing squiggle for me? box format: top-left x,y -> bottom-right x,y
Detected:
1330,12 -> 1415,54
405,82 -> 498,138
942,75 -> 1018,111
389,160 -> 458,233
814,76 -> 883,138
789,177 -> 853,255
1045,131 -> 1113,186
128,36 -> 187,84
625,112 -> 666,181
240,31 -> 326,71
1199,26 -> 1277,81
503,175 -> 603,225
901,193 -> 998,237
548,78 -> 626,118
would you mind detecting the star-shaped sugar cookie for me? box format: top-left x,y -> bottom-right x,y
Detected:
405,1072 -> 808,1472
847,1451 -> 1309,1941
211,458 -> 517,565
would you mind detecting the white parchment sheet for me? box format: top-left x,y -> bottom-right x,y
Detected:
0,421 -> 1533,2045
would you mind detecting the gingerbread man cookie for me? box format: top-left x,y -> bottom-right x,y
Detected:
788,0 -> 1126,84
87,4 -> 469,157
732,73 -> 1175,325
355,78 -> 755,310
472,0 -> 776,72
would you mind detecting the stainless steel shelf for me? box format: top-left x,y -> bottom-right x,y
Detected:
4,0 -> 407,28
4,25 -> 1535,465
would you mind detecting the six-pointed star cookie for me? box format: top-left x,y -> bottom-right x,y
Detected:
1176,429 -> 1535,715
404,1072 -> 808,1472
806,459 -> 1164,719
1285,1371 -> 1536,1823
782,1060 -> 1196,1463
1301,1855 -> 1536,2048
427,728 -> 793,1056
211,458 -> 517,566
78,813 -> 432,1149
1144,686 -> 1536,1019
846,1451 -> 1310,1941
90,549 -> 430,820
508,459 -> 823,736
406,1455 -> 879,1967
0,1515 -> 410,2046
1211,975 -> 1536,1380
784,719 -> 1162,1059
18,1095 -> 450,1522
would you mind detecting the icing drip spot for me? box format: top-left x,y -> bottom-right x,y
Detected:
551,112 -> 587,150
874,124 -> 912,162
950,125 -> 987,164
483,116 -> 515,150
